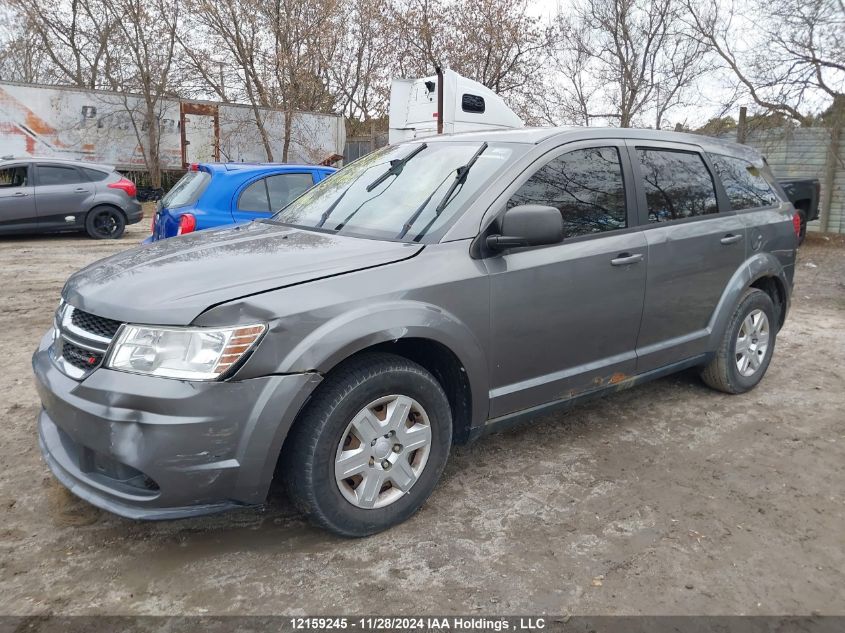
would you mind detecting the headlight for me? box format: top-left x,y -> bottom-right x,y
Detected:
106,323 -> 266,380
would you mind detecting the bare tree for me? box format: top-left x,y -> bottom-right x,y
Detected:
5,0 -> 116,88
100,0 -> 180,187
263,0 -> 340,160
684,0 -> 844,124
0,12 -> 50,83
324,0 -> 392,128
549,0 -> 708,128
186,0 -> 278,160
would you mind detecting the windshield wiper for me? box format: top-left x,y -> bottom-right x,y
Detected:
315,188 -> 349,228
332,175 -> 399,232
365,143 -> 427,192
396,142 -> 488,240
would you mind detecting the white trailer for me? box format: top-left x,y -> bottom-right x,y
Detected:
0,81 -> 346,169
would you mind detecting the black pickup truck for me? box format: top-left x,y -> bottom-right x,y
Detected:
778,177 -> 820,244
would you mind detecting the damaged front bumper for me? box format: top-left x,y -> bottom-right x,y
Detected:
32,331 -> 322,520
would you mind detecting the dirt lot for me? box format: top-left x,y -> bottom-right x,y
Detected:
0,217 -> 843,616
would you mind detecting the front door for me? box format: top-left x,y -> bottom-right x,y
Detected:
0,163 -> 36,233
629,143 -> 747,372
486,141 -> 647,418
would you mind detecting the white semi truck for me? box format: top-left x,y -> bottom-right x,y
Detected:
388,68 -> 524,144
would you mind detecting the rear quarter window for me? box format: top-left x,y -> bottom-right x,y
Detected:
82,167 -> 110,181
711,154 -> 778,210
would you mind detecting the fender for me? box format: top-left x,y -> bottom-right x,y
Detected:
706,251 -> 791,350
277,300 -> 490,428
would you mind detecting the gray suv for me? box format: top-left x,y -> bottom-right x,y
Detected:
32,128 -> 797,536
0,157 -> 143,239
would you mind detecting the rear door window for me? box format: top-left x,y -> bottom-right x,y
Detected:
36,165 -> 84,186
711,154 -> 778,210
508,146 -> 628,239
266,173 -> 314,211
635,149 -> 719,222
238,179 -> 271,213
161,170 -> 211,208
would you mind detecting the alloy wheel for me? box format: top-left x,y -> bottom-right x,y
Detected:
735,309 -> 770,377
92,210 -> 120,238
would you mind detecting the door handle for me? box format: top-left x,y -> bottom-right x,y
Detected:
720,234 -> 743,245
75,187 -> 87,192
14,191 -> 26,197
610,253 -> 644,266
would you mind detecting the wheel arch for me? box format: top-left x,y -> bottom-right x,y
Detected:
322,338 -> 475,444
708,252 -> 791,349
749,275 -> 788,330
275,301 -> 489,445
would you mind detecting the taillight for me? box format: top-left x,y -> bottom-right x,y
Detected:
108,177 -> 137,198
177,213 -> 196,235
792,212 -> 801,237
150,213 -> 156,235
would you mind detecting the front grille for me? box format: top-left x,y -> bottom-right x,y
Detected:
71,308 -> 122,338
62,341 -> 103,371
52,303 -> 124,379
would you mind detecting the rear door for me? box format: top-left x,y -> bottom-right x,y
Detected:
0,163 -> 36,233
487,140 -> 647,418
231,172 -> 316,223
629,141 -> 746,372
33,163 -> 93,229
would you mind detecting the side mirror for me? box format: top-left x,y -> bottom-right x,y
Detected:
486,204 -> 563,251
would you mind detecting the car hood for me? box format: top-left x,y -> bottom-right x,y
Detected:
64,221 -> 423,325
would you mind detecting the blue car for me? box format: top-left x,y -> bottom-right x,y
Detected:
145,163 -> 335,242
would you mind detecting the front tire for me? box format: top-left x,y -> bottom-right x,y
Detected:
700,288 -> 776,394
282,353 -> 452,537
85,206 -> 126,239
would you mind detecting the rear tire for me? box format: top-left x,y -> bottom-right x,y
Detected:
700,288 -> 776,394
85,206 -> 125,239
282,353 -> 452,537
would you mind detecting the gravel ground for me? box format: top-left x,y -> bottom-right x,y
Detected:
0,216 -> 843,616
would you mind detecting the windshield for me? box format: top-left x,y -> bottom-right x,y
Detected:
271,142 -> 514,242
161,170 -> 211,208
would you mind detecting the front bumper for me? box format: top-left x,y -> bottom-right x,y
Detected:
33,332 -> 322,520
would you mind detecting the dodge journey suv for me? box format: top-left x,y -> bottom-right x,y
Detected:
33,128 -> 797,536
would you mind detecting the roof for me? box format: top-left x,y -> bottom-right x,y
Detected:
0,156 -> 114,171
424,127 -> 567,144
422,126 -> 764,161
200,162 -> 333,173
